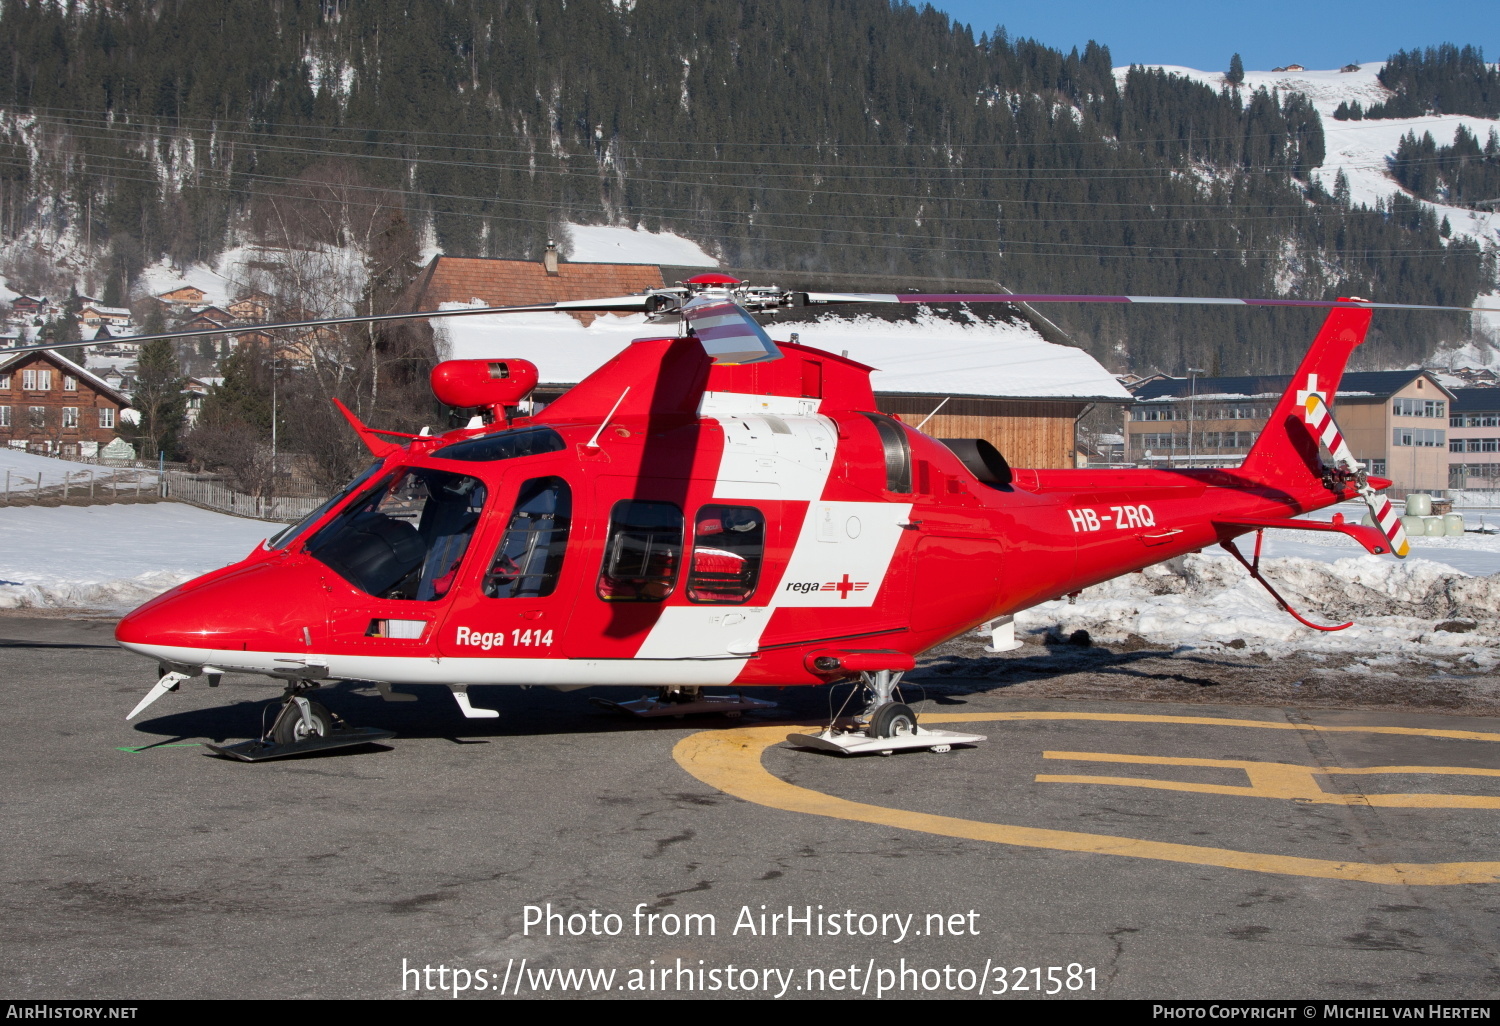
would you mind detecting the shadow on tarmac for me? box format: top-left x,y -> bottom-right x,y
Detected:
120,644 -> 1242,759
124,678 -> 815,751
915,644 -> 1243,691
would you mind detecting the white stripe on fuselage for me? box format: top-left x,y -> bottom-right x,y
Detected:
635,394 -> 909,659
120,642 -> 755,688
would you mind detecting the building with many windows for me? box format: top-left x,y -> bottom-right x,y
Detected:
1447,388 -> 1500,490
1126,370 -> 1454,495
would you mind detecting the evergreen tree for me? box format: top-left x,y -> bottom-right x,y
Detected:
198,345 -> 272,433
1227,53 -> 1244,85
53,312 -> 85,368
128,338 -> 185,461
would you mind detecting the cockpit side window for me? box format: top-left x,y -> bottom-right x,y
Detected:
687,504 -> 764,604
305,467 -> 487,601
597,500 -> 683,602
484,477 -> 572,599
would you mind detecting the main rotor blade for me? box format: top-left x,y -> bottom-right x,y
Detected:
802,292 -> 1494,315
681,297 -> 782,364
3,295 -> 654,356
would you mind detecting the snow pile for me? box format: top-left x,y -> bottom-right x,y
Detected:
1011,503 -> 1500,668
1015,550 -> 1500,669
0,504 -> 272,612
563,223 -> 718,266
441,306 -> 1128,399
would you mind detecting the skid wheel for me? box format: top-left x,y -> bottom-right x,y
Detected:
271,699 -> 334,746
868,702 -> 917,739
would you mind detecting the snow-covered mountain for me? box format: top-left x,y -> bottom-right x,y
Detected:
1129,63 -> 1499,247
1125,62 -> 1500,352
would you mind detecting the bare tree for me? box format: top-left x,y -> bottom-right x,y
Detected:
240,162 -> 437,489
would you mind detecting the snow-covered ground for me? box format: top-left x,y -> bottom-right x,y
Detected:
563,223 -> 718,266
0,504 -> 272,611
0,447 -> 137,483
441,306 -> 1129,399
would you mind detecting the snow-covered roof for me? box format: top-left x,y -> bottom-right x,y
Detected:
0,348 -> 131,407
1132,370 -> 1447,402
439,306 -> 1130,401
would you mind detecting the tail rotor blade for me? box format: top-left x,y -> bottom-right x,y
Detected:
1363,488 -> 1411,559
681,297 -> 782,364
1305,394 -> 1410,558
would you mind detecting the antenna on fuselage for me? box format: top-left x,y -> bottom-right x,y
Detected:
584,387 -> 632,452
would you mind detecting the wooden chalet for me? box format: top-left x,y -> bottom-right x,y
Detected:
158,285 -> 207,307
0,349 -> 130,456
190,306 -> 234,326
228,293 -> 272,321
78,304 -> 131,328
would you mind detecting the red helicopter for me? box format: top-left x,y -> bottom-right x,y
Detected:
26,273 -> 1477,760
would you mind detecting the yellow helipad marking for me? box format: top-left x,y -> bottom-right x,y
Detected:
1039,750 -> 1500,808
673,711 -> 1500,885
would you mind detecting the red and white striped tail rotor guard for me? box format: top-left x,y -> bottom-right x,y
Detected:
1304,393 -> 1410,558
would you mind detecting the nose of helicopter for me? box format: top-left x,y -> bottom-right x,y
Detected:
115,560 -> 326,663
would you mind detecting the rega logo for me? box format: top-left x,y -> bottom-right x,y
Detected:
785,581 -> 821,594
455,626 -> 504,651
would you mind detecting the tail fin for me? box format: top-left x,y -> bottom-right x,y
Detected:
1238,300 -> 1373,492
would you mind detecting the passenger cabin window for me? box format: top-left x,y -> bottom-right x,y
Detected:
861,412 -> 912,493
597,501 -> 683,602
485,477 -> 572,598
433,426 -> 565,462
688,505 -> 764,604
305,467 -> 486,601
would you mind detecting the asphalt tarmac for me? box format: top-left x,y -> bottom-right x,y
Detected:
3,613 -> 1500,1001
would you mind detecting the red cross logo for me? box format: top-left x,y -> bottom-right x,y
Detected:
835,574 -> 856,598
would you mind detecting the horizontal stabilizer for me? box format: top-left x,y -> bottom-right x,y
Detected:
1212,516 -> 1393,556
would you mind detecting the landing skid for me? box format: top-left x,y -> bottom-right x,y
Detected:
204,727 -> 396,762
785,725 -> 986,756
591,688 -> 777,719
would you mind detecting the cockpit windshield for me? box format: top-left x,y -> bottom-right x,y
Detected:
304,467 -> 487,601
265,460 -> 384,552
